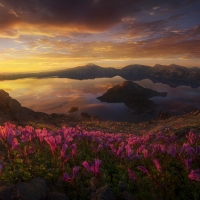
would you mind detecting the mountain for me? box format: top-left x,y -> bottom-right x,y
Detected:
0,63 -> 200,88
97,81 -> 167,113
57,63 -> 119,79
148,64 -> 200,87
119,64 -> 151,80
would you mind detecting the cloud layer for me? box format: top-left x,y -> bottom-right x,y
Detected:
0,0 -> 200,72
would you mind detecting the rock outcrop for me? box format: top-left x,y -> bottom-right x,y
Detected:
0,89 -> 80,126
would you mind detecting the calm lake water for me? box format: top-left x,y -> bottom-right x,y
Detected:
1,76 -> 200,123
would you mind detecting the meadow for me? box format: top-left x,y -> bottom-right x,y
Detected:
0,122 -> 199,199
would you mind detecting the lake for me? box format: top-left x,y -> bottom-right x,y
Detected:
1,76 -> 200,123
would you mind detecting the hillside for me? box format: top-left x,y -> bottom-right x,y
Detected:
0,89 -> 81,127
0,89 -> 199,139
0,90 -> 200,200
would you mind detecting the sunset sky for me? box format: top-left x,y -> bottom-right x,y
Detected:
0,0 -> 200,73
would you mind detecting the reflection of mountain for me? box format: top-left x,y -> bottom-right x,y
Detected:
97,81 -> 167,113
1,63 -> 200,88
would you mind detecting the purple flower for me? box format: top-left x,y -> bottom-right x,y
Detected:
61,143 -> 68,158
72,166 -> 80,179
184,158 -> 193,171
167,145 -> 177,158
63,166 -> 79,182
82,161 -> 92,173
116,146 -> 124,156
97,144 -> 103,152
188,169 -> 200,182
186,132 -> 196,144
92,159 -> 102,175
185,146 -> 195,157
138,166 -> 149,174
71,143 -> 77,157
142,149 -> 148,158
11,138 -> 19,151
179,143 -> 189,156
153,158 -> 162,173
63,173 -> 71,182
44,136 -> 57,153
55,135 -> 62,145
82,159 -> 102,176
128,168 -> 137,181
7,130 -> 15,145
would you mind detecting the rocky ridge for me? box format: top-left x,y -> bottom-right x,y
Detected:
0,90 -> 80,127
1,63 -> 200,88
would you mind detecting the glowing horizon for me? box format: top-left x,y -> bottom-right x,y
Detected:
0,0 -> 200,73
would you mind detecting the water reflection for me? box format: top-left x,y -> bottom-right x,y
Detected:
0,77 -> 200,122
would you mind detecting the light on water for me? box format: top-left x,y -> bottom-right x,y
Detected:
1,76 -> 200,123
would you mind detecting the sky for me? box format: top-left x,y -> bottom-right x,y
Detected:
0,0 -> 200,73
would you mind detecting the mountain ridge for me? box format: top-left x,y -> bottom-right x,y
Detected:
0,63 -> 200,88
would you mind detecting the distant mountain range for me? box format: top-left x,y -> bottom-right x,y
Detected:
1,63 -> 200,88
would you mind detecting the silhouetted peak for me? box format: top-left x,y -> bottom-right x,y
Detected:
118,81 -> 141,88
85,63 -> 100,67
0,89 -> 9,98
124,64 -> 149,68
153,64 -> 168,68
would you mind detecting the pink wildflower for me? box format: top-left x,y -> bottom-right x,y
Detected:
128,168 -> 137,181
44,136 -> 57,153
179,143 -> 189,156
142,149 -> 148,158
63,173 -> 70,182
55,135 -> 62,145
72,166 -> 80,179
91,159 -> 102,175
188,169 -> 200,182
82,159 -> 102,176
184,158 -> 193,171
167,145 -> 177,158
125,145 -> 134,158
7,130 -> 15,145
185,146 -> 195,157
186,132 -> 196,144
11,138 -> 19,151
97,144 -> 103,152
61,143 -> 68,158
116,146 -> 124,156
71,143 -> 77,157
153,158 -> 162,173
82,161 -> 92,173
138,166 -> 149,174
63,166 -> 79,182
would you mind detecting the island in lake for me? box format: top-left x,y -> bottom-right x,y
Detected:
97,81 -> 167,114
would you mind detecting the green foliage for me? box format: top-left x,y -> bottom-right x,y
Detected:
0,123 -> 200,200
